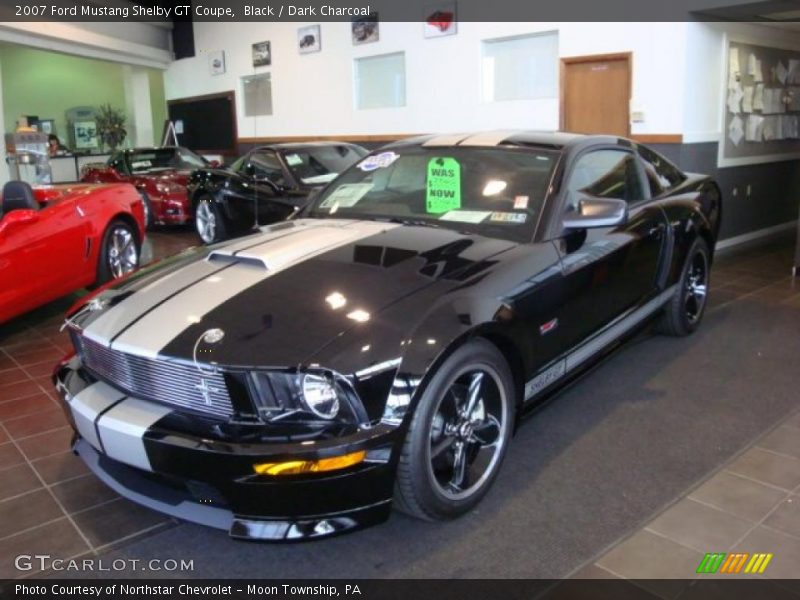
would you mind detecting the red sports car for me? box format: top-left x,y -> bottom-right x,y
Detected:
80,146 -> 210,228
0,180 -> 145,324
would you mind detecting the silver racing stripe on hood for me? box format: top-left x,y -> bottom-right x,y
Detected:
108,219 -> 400,358
82,220 -> 356,347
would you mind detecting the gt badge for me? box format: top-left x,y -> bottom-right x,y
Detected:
539,318 -> 559,335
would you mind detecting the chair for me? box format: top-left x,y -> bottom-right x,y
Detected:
2,181 -> 40,216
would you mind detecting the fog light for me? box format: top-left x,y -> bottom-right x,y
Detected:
253,451 -> 366,476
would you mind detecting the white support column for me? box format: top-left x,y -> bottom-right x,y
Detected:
123,66 -> 155,147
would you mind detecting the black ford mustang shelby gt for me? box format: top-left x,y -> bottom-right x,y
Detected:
187,142 -> 367,244
55,131 -> 721,541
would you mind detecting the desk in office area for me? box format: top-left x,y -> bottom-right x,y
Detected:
50,154 -> 111,183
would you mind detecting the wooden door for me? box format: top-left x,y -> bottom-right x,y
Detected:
561,53 -> 631,136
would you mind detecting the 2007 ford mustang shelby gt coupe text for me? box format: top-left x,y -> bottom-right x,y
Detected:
55,132 -> 721,541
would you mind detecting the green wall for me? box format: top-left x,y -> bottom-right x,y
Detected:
0,46 -> 167,147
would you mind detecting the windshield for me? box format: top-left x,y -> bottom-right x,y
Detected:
127,148 -> 207,173
309,146 -> 557,242
282,145 -> 366,186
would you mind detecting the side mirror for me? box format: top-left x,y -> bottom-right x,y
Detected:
563,196 -> 627,230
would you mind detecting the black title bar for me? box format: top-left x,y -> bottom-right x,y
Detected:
0,0 -> 796,22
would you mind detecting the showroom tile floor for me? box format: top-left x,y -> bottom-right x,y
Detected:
0,229 -> 196,579
568,237 -> 800,594
0,229 -> 798,580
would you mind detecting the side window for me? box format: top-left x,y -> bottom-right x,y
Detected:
637,144 -> 685,196
566,149 -> 645,205
249,151 -> 288,187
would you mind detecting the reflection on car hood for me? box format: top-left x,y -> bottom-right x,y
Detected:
79,219 -> 516,368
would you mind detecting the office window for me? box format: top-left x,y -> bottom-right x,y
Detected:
354,52 -> 406,110
481,32 -> 558,102
242,73 -> 273,117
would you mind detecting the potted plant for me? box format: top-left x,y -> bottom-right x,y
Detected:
95,104 -> 127,151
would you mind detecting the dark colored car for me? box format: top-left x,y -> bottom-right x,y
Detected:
56,131 -> 721,541
81,146 -> 210,228
187,142 -> 368,244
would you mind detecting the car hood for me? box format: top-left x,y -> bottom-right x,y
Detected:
79,218 -> 517,368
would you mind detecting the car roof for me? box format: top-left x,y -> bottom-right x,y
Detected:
253,141 -> 363,152
385,130 -> 625,151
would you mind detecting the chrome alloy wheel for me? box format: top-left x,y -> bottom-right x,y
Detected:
685,249 -> 708,324
427,366 -> 509,501
195,201 -> 216,244
107,226 -> 138,279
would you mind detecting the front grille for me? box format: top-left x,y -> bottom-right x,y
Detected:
76,335 -> 234,419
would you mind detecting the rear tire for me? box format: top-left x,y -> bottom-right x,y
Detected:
194,195 -> 227,244
394,339 -> 515,521
96,220 -> 139,286
658,238 -> 710,336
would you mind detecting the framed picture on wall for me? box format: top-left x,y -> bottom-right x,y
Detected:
252,41 -> 271,67
352,14 -> 379,45
298,25 -> 321,54
73,120 -> 98,149
423,2 -> 457,38
208,50 -> 226,75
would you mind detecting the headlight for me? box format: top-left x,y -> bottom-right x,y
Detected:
250,370 -> 367,425
301,373 -> 339,419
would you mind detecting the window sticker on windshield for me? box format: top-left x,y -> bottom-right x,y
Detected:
490,212 -> 528,224
513,195 -> 529,210
319,183 -> 372,209
357,151 -> 399,172
285,153 -> 303,166
439,210 -> 491,224
426,157 -> 461,213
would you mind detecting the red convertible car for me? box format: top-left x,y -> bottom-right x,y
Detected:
0,180 -> 145,324
80,146 -> 209,229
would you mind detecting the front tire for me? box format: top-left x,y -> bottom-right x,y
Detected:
394,339 -> 515,521
194,195 -> 227,244
96,220 -> 139,285
659,238 -> 710,336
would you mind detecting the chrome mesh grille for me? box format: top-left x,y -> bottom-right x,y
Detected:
76,335 -> 233,419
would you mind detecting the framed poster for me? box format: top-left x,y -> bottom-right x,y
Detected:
252,41 -> 271,67
352,14 -> 379,45
74,120 -> 98,149
298,25 -> 321,54
208,50 -> 225,75
423,2 -> 457,38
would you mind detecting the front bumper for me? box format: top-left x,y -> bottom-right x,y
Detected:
55,362 -> 397,541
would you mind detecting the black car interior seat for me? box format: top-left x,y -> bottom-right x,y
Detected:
2,181 -> 40,216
